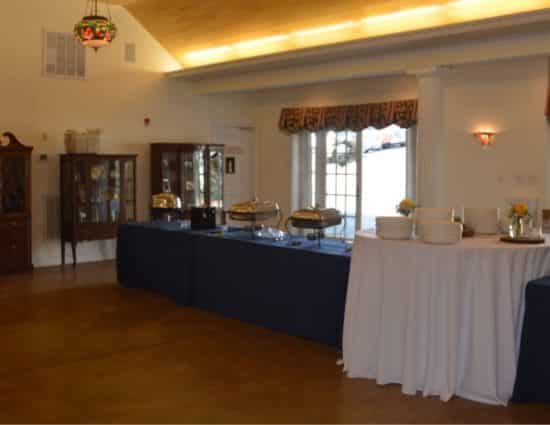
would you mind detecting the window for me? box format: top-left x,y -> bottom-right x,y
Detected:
292,125 -> 415,240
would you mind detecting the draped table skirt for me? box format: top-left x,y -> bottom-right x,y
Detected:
342,233 -> 550,405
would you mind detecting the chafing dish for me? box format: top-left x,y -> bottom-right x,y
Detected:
286,206 -> 343,247
151,179 -> 183,222
287,206 -> 342,229
152,192 -> 182,209
227,199 -> 282,237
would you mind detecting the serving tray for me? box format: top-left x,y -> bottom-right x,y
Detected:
500,236 -> 546,245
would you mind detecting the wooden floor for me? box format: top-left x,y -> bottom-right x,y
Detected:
0,262 -> 549,423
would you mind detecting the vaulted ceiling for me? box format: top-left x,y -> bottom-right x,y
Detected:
116,0 -> 550,69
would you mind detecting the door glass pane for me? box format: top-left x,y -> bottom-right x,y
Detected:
209,147 -> 224,208
325,131 -> 358,240
0,157 -> 25,214
124,160 -> 135,221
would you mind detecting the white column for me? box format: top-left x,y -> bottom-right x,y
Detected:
411,67 -> 447,208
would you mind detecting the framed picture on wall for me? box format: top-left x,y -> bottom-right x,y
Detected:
226,157 -> 236,174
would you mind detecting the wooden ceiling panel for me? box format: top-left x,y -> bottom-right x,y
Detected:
120,0 -> 435,55
114,0 -> 550,68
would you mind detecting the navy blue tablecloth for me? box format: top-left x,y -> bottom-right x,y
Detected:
117,222 -> 196,305
192,231 -> 351,347
513,277 -> 550,403
117,223 -> 351,347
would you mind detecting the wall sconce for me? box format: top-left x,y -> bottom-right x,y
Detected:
473,131 -> 496,148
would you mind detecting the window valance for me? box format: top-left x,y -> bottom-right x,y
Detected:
279,99 -> 418,133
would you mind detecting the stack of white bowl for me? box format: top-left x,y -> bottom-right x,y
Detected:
375,216 -> 413,240
421,221 -> 463,245
415,208 -> 455,238
464,208 -> 500,235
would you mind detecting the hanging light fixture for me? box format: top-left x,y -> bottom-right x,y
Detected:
74,0 -> 117,52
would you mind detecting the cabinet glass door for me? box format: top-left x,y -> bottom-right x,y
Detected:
0,156 -> 26,214
75,159 -> 90,224
181,148 -> 206,208
89,159 -> 121,224
160,152 -> 179,194
180,151 -> 194,208
209,147 -> 224,208
193,147 -> 206,207
124,160 -> 135,221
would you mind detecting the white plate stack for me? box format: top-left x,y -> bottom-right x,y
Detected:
464,208 -> 500,235
415,208 -> 455,238
376,216 -> 413,240
421,221 -> 463,245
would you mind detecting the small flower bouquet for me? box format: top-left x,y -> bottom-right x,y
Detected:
508,203 -> 531,237
396,198 -> 416,217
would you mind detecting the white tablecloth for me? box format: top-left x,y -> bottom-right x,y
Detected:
342,233 -> 550,405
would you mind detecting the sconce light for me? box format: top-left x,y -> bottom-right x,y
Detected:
473,131 -> 496,148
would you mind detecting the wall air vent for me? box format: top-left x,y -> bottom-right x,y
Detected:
43,31 -> 86,80
124,43 -> 136,63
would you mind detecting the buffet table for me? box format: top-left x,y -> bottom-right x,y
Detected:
117,222 -> 351,347
343,232 -> 550,406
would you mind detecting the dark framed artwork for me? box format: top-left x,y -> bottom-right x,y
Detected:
226,157 -> 236,174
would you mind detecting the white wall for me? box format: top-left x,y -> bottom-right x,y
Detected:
0,0 -> 254,267
443,58 -> 550,211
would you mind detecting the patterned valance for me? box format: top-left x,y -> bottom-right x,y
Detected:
279,99 -> 418,133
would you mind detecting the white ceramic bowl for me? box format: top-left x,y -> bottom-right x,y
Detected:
464,208 -> 500,235
421,221 -> 463,245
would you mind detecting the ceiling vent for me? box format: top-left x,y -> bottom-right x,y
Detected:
43,31 -> 86,80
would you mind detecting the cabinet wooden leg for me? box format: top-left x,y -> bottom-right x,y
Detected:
71,241 -> 77,267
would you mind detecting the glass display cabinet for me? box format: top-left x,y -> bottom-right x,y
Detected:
0,133 -> 33,274
60,154 -> 137,266
150,143 -> 224,215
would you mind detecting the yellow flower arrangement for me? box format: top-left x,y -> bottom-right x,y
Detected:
396,198 -> 417,216
509,203 -> 530,219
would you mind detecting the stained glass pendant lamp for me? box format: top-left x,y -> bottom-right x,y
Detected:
74,0 -> 117,52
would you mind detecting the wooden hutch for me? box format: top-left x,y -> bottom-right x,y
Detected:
60,154 -> 137,266
0,133 -> 33,274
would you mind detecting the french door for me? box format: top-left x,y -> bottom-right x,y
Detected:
303,125 -> 409,239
